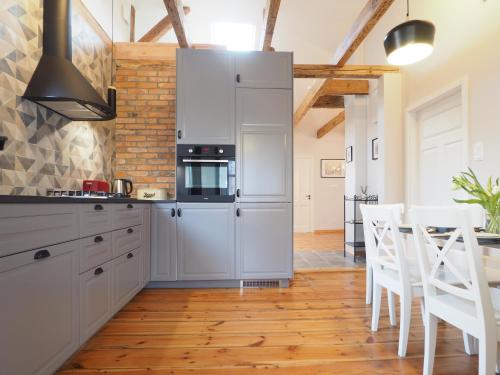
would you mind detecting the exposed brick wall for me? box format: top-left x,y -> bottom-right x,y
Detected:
114,60 -> 176,197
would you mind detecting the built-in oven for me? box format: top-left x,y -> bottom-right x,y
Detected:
176,144 -> 236,202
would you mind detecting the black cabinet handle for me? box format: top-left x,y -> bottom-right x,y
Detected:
236,74 -> 241,83
236,189 -> 240,198
171,208 -> 176,217
94,204 -> 103,211
236,208 -> 240,217
127,228 -> 134,234
177,208 -> 182,217
127,252 -> 134,259
94,267 -> 104,276
34,249 -> 50,260
94,235 -> 104,243
127,204 -> 133,209
177,130 -> 182,139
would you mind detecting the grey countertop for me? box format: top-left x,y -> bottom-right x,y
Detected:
0,195 -> 176,204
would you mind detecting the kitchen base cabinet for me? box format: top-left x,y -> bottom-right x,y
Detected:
151,203 -> 177,281
177,203 -> 235,280
0,241 -> 79,375
112,247 -> 143,312
79,262 -> 113,344
143,206 -> 152,287
236,203 -> 293,279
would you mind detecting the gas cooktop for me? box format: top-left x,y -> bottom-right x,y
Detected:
46,190 -> 128,198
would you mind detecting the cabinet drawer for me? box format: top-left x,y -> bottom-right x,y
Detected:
0,204 -> 79,257
112,203 -> 142,230
79,203 -> 113,237
79,233 -> 113,274
0,241 -> 79,375
79,261 -> 113,344
112,225 -> 143,258
112,248 -> 143,312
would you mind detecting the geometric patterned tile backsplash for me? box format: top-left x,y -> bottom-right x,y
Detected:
0,0 -> 114,195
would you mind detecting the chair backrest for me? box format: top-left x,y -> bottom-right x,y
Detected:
410,206 -> 494,325
360,204 -> 410,287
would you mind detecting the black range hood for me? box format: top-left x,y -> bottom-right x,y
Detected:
23,0 -> 116,121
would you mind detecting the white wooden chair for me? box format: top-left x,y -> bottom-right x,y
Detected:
361,204 -> 424,357
410,206 -> 500,375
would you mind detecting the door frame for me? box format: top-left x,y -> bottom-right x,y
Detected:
294,155 -> 314,232
404,78 -> 469,207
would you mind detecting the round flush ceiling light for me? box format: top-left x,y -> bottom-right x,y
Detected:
384,19 -> 435,65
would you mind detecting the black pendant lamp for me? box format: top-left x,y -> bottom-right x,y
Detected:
384,0 -> 435,65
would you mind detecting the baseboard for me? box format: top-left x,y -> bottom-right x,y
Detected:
313,229 -> 345,234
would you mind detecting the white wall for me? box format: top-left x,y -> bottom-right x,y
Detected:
294,110 -> 345,231
83,0 -> 131,42
362,0 -> 500,185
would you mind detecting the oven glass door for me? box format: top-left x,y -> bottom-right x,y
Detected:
180,158 -> 235,201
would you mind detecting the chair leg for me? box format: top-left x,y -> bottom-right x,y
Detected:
371,282 -> 382,332
388,291 -> 397,326
423,313 -> 438,375
478,333 -> 496,375
366,264 -> 372,305
463,332 -> 478,355
398,294 -> 412,357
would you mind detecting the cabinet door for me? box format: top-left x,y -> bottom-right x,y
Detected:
112,248 -> 143,313
236,203 -> 292,279
235,51 -> 292,89
151,204 -> 177,281
112,203 -> 143,230
79,203 -> 113,237
177,49 -> 235,144
79,262 -> 113,344
0,241 -> 79,375
236,88 -> 292,202
177,203 -> 235,280
142,207 -> 151,286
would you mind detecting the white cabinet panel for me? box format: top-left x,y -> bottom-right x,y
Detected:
112,248 -> 143,312
236,203 -> 292,279
112,203 -> 142,230
236,89 -> 292,203
142,207 -> 151,286
79,261 -> 113,344
177,49 -> 235,144
79,232 -> 112,274
112,225 -> 144,258
151,204 -> 177,281
235,52 -> 292,89
0,204 -> 79,257
0,241 -> 79,375
79,203 -> 113,237
177,203 -> 235,280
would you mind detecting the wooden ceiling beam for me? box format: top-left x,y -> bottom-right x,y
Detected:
316,111 -> 345,139
294,64 -> 399,79
294,0 -> 394,127
130,5 -> 136,42
312,95 -> 344,109
163,0 -> 190,48
139,6 -> 190,43
321,79 -> 369,96
261,0 -> 281,51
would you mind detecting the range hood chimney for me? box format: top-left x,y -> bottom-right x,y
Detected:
23,0 -> 116,121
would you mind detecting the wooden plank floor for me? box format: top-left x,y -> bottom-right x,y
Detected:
58,270 -> 478,374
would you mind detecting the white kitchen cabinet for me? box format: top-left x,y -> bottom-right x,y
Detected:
0,241 -> 79,375
235,51 -> 292,89
112,225 -> 144,258
112,203 -> 143,230
142,206 -> 151,287
236,203 -> 292,279
79,261 -> 113,344
112,247 -> 143,312
79,232 -> 112,273
151,203 -> 177,281
236,88 -> 293,202
177,49 -> 235,144
177,203 -> 235,280
79,203 -> 113,237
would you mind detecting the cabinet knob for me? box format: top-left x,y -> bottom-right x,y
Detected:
177,130 -> 182,139
236,74 -> 241,83
127,228 -> 134,234
94,204 -> 103,211
171,208 -> 176,217
34,249 -> 51,260
236,208 -> 240,217
127,204 -> 134,209
127,252 -> 134,259
236,189 -> 240,198
94,235 -> 104,243
94,267 -> 104,276
177,208 -> 182,217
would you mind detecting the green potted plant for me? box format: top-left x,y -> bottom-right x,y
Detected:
452,168 -> 500,234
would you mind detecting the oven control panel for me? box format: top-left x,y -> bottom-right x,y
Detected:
178,144 -> 235,157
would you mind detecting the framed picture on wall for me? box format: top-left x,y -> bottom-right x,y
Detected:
346,146 -> 353,163
372,138 -> 379,160
321,159 -> 345,178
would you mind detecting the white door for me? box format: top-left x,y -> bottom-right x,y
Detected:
416,90 -> 464,205
151,204 -> 177,281
294,156 -> 313,232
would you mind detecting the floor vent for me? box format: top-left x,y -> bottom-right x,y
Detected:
241,280 -> 281,288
